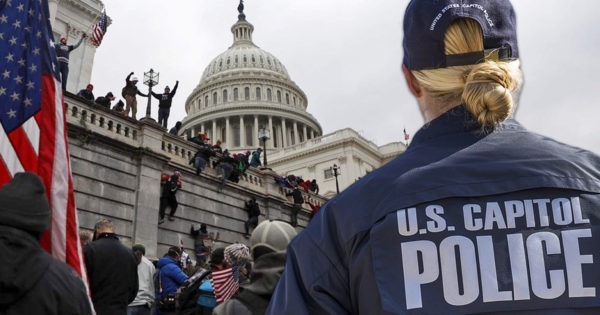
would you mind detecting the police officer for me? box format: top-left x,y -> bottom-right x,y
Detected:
267,1 -> 600,314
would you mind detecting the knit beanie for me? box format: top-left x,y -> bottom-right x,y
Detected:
0,172 -> 50,236
132,243 -> 146,255
224,243 -> 251,265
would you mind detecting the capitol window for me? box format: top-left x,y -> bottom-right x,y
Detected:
324,168 -> 334,179
205,96 -> 209,108
234,88 -> 239,101
267,88 -> 272,101
277,91 -> 282,103
286,93 -> 290,104
213,92 -> 218,105
243,55 -> 247,63
252,55 -> 256,63
223,90 -> 228,102
256,87 -> 261,100
245,87 -> 250,100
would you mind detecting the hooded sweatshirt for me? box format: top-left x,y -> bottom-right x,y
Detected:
0,225 -> 92,315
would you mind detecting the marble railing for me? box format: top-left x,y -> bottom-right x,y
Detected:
64,93 -> 327,208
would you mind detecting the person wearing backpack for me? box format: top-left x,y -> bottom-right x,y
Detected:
212,220 -> 297,315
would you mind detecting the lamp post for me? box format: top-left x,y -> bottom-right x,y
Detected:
142,68 -> 159,121
258,127 -> 270,169
331,164 -> 341,194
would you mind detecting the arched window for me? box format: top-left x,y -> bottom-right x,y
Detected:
293,96 -> 296,105
277,90 -> 282,103
267,88 -> 272,101
213,92 -> 217,105
205,95 -> 209,107
234,88 -> 239,101
244,87 -> 250,100
227,57 -> 231,65
223,89 -> 228,102
243,55 -> 247,63
251,55 -> 256,63
235,55 -> 238,64
256,87 -> 261,101
286,93 -> 290,104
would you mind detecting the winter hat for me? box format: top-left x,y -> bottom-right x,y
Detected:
224,243 -> 252,265
132,244 -> 146,255
211,247 -> 225,264
249,220 -> 297,260
0,172 -> 50,236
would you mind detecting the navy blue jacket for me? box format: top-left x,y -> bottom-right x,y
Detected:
267,106 -> 600,314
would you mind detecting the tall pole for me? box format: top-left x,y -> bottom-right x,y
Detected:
333,164 -> 340,194
262,137 -> 268,167
145,82 -> 153,118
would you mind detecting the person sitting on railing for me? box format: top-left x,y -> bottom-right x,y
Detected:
298,178 -> 311,193
77,84 -> 95,101
112,100 -> 126,114
169,121 -> 182,136
95,92 -> 115,109
308,179 -> 319,195
249,148 -> 262,168
212,140 -> 223,155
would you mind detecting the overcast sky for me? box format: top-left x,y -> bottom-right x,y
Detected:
90,0 -> 600,154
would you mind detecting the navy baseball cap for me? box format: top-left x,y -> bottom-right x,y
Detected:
403,0 -> 519,70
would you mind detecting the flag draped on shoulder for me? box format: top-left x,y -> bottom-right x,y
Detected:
90,9 -> 107,47
0,0 -> 88,289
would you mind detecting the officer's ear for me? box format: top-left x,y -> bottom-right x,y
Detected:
402,64 -> 422,98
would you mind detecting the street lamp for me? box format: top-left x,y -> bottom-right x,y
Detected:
142,68 -> 159,121
258,127 -> 270,169
331,164 -> 341,194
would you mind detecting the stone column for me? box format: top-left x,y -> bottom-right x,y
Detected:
240,116 -> 245,147
253,115 -> 259,148
311,130 -> 315,139
225,117 -> 231,147
201,123 -> 205,134
281,118 -> 287,147
268,116 -> 274,148
212,120 -> 217,142
293,121 -> 299,145
48,0 -> 60,28
303,124 -> 307,143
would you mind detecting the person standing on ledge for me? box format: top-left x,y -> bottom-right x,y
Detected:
122,72 -> 148,120
56,34 -> 86,91
151,81 -> 179,129
267,1 -> 600,314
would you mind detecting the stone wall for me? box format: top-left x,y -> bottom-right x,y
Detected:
65,93 -> 326,259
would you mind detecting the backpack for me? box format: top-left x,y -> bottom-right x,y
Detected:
175,268 -> 212,313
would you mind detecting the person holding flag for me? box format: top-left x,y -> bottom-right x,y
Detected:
0,0 -> 92,310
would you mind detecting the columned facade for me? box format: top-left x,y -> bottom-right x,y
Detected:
180,8 -> 322,154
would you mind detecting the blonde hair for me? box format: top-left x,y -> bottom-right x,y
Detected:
412,19 -> 522,130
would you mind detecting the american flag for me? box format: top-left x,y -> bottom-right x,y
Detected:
210,267 -> 239,304
404,128 -> 410,141
0,0 -> 89,292
90,9 -> 107,47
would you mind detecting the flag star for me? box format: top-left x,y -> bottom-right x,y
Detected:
18,58 -> 26,66
0,87 -> 6,96
5,53 -> 14,62
36,31 -> 41,38
12,20 -> 21,29
21,42 -> 27,49
32,48 -> 40,55
0,32 -> 3,39
2,70 -> 9,79
14,75 -> 23,84
10,92 -> 19,102
16,3 -> 24,12
28,9 -> 34,16
7,109 -> 17,119
9,36 -> 17,45
23,98 -> 32,106
0,15 -> 7,23
6,0 -> 12,7
26,81 -> 35,89
49,39 -> 55,48
24,25 -> 30,32
28,64 -> 37,72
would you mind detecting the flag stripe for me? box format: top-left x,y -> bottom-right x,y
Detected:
25,116 -> 41,155
0,126 -> 26,177
6,122 -> 38,172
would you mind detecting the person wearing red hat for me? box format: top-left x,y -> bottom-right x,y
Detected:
55,34 -> 85,91
77,83 -> 95,101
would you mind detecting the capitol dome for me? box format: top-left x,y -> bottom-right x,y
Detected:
180,5 -> 322,154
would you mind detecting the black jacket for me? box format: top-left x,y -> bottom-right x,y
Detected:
286,188 -> 304,204
0,226 -> 92,315
84,232 -> 138,315
151,81 -> 179,109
